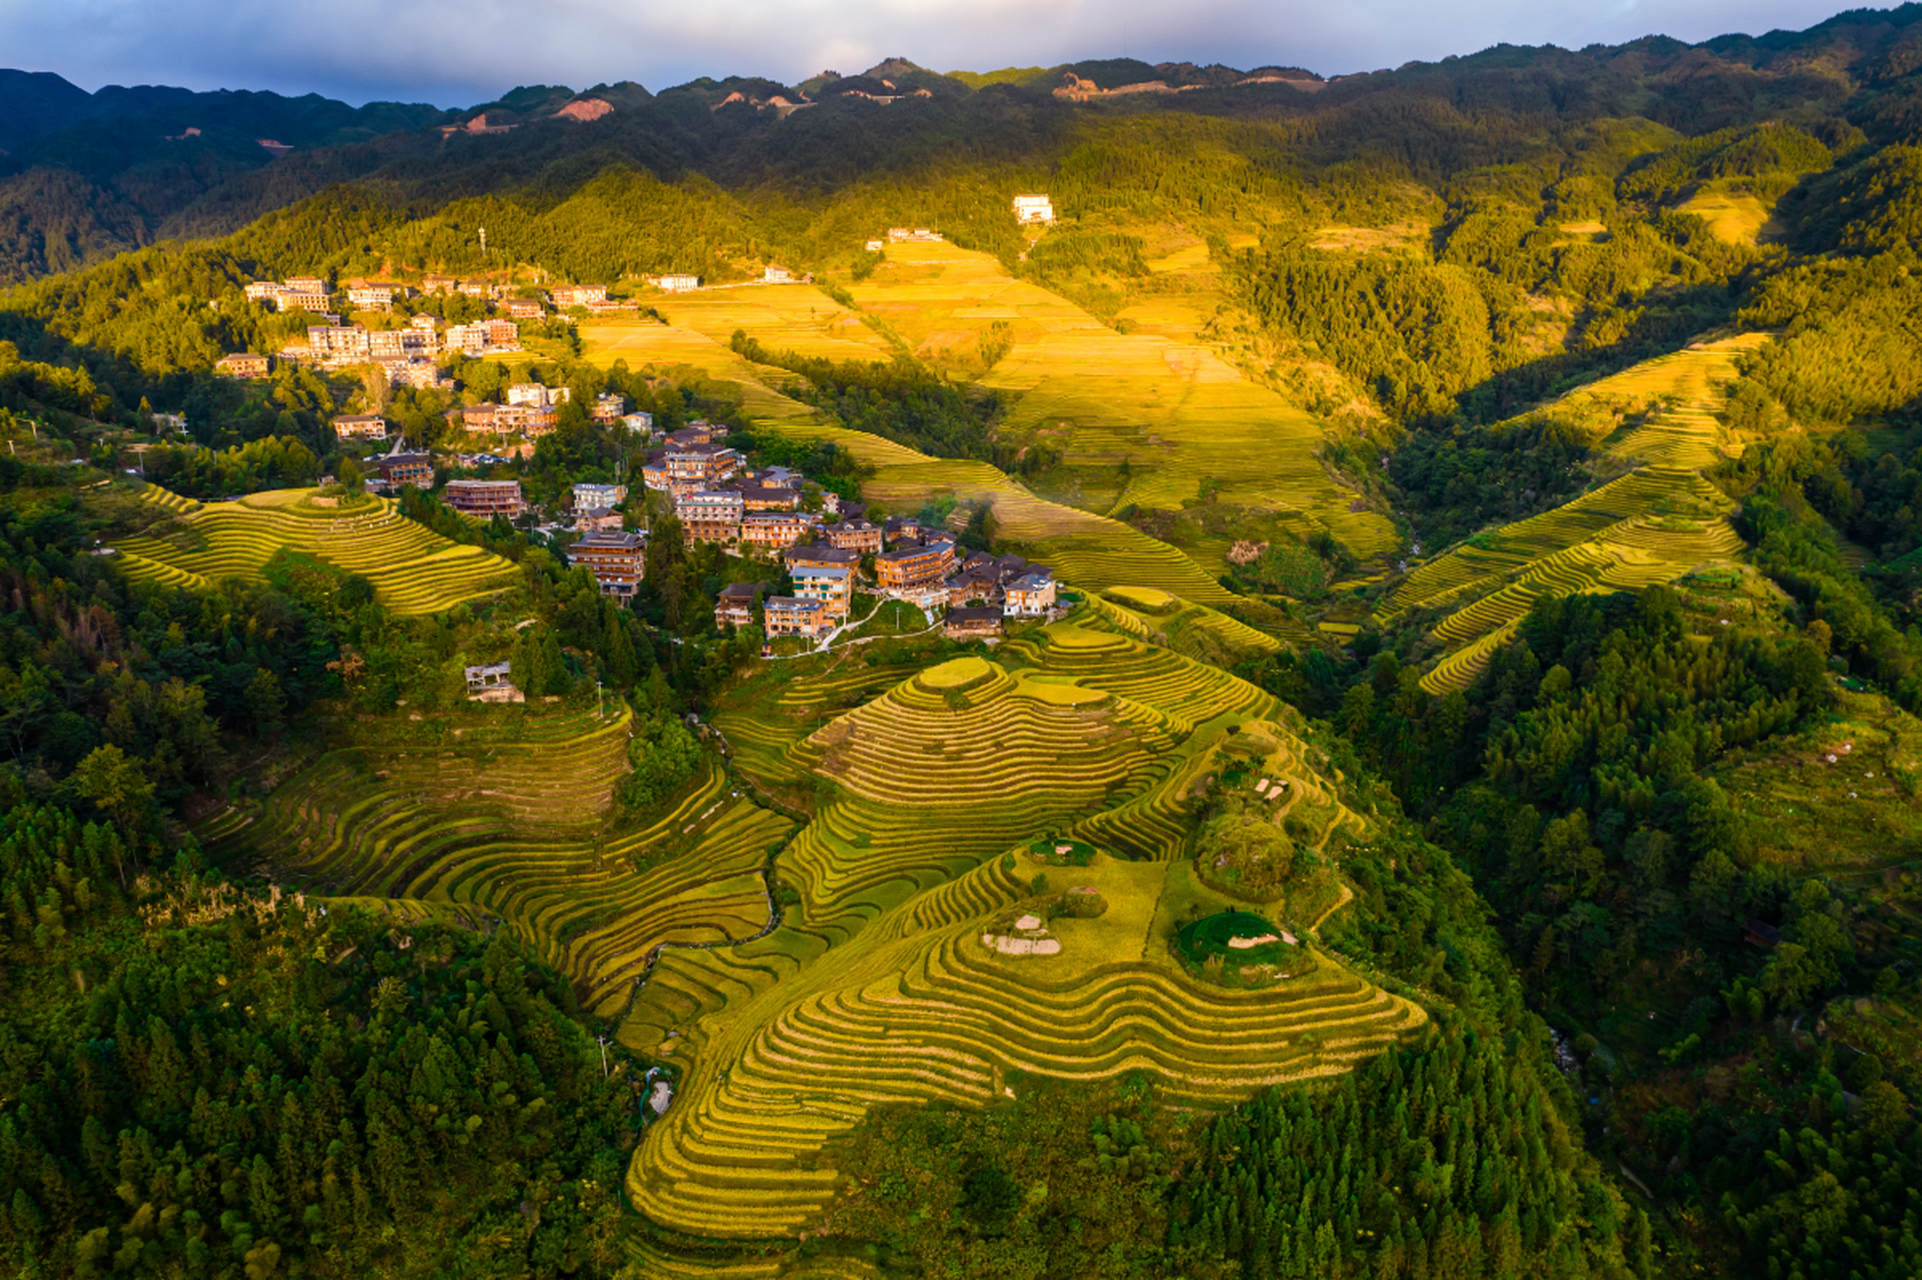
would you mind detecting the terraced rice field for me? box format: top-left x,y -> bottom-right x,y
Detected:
112,484 -> 519,614
1090,585 -> 1282,664
649,285 -> 895,364
626,856 -> 1419,1237
1371,337 -> 1776,692
1534,333 -> 1769,467
580,303 -> 1237,601
1379,466 -> 1745,692
853,241 -> 1398,559
196,708 -> 792,1017
618,620 -> 1416,1240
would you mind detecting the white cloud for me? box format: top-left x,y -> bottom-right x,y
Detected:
0,0 -> 1867,106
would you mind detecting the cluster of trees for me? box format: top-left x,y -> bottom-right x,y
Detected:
138,434 -> 320,498
1737,248 -> 1922,425
1724,436 -> 1922,712
1278,580 -> 1922,1274
0,797 -> 636,1278
0,483 -> 340,815
0,338 -> 110,418
1387,417 -> 1593,550
1172,1025 -> 1649,1277
1358,589 -> 1832,1001
1235,200 -> 1750,425
1614,123 -> 1833,204
1222,536 -> 1336,600
729,330 -> 1001,462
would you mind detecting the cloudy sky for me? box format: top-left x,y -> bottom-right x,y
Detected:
0,0 -> 1871,106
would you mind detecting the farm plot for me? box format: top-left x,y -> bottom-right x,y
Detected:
579,304 -> 1236,601
1380,467 -> 1735,625
852,241 -> 1398,561
195,709 -> 792,1015
615,621 -> 1422,1241
649,285 -> 895,363
368,704 -> 635,831
1526,333 -> 1770,467
625,857 -> 1422,1238
1088,585 -> 1282,665
1378,467 -> 1744,692
1373,337 -> 1775,691
112,484 -> 518,614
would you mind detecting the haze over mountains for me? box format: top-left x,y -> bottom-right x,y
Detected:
3,3 -> 1921,285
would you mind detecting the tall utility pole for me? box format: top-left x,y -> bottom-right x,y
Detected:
596,1035 -> 610,1077
596,680 -> 604,719
479,227 -> 488,258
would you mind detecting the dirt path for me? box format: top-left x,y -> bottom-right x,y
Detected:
1310,881 -> 1354,939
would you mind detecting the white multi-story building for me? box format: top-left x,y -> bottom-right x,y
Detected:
306,325 -> 370,365
507,383 -> 571,408
1012,194 -> 1056,225
573,482 -> 627,511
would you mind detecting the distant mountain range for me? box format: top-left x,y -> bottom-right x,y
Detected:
1,4 -> 1920,285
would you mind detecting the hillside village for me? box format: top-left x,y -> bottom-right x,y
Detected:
175,197 -> 1069,662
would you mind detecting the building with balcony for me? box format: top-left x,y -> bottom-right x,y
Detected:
945,606 -> 1004,640
764,596 -> 828,637
826,519 -> 881,553
715,581 -> 766,630
378,451 -> 434,489
791,564 -> 852,619
1004,572 -> 1058,617
676,489 -> 745,542
741,510 -> 815,550
567,530 -> 644,597
1012,194 -> 1056,225
443,479 -> 523,518
573,482 -> 627,512
877,539 -> 957,592
214,353 -> 269,379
